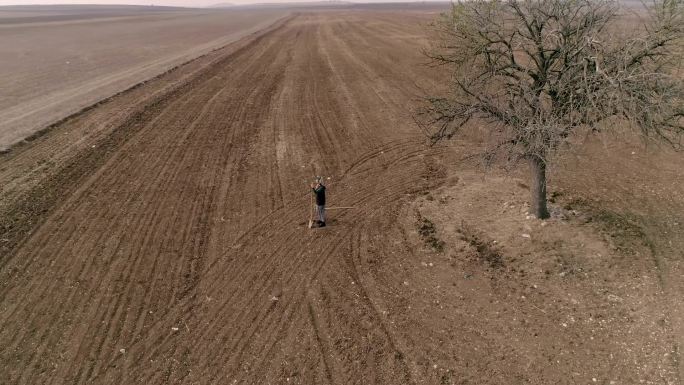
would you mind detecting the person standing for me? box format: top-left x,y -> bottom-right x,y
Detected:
311,177 -> 326,228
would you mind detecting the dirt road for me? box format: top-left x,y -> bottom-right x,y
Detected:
0,11 -> 445,384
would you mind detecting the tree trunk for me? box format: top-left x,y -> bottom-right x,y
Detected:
529,156 -> 550,219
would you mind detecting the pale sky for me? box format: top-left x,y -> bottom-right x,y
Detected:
0,1 -> 256,5
0,0 -> 427,6
0,0 -> 211,5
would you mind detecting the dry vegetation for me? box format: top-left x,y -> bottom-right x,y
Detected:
417,0 -> 683,219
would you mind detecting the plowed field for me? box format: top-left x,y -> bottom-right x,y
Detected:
0,11 -> 448,385
1,9 -> 682,385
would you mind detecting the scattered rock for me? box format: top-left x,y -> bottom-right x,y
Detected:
606,294 -> 623,303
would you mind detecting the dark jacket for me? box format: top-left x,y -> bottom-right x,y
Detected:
313,184 -> 326,206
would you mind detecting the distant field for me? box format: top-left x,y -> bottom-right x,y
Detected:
0,5 -> 288,149
0,4 -> 191,23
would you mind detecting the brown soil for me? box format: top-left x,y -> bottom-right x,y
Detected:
0,8 -> 681,385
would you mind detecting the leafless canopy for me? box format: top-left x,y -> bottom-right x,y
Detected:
417,0 -> 684,163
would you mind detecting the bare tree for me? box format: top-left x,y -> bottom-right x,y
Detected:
417,0 -> 683,219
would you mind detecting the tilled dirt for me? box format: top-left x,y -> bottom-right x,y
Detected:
1,9 -> 682,385
0,11 -> 446,385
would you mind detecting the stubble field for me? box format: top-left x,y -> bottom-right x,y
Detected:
0,5 -> 682,385
0,5 -> 288,150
